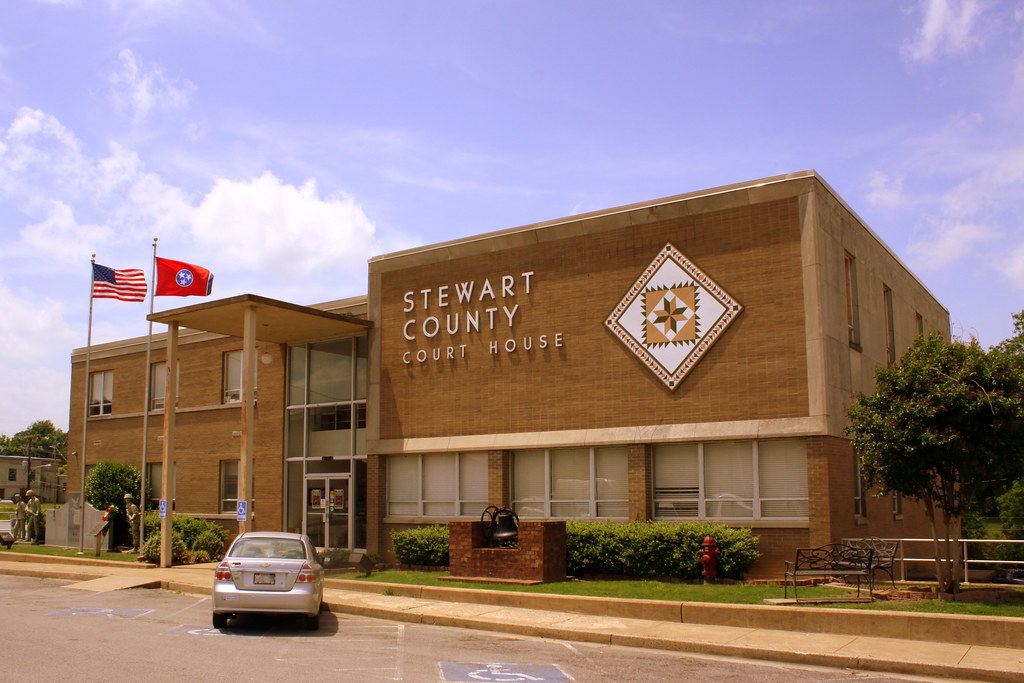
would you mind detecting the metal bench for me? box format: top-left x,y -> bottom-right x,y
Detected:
784,543 -> 875,601
846,537 -> 899,589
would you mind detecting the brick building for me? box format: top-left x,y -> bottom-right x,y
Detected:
67,171 -> 949,576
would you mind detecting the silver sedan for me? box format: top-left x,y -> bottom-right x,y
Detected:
212,531 -> 324,630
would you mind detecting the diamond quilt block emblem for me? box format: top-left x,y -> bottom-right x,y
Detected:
605,243 -> 743,390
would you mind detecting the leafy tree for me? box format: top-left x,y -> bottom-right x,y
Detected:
991,310 -> 1024,358
846,333 -> 1024,593
84,460 -> 142,512
2,420 -> 68,470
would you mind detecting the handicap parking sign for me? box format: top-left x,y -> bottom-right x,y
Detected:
158,499 -> 167,519
236,500 -> 247,521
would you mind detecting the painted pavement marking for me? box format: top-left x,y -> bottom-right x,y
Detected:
49,607 -> 152,619
439,662 -> 573,682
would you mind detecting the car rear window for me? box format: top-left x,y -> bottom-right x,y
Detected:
230,538 -> 307,559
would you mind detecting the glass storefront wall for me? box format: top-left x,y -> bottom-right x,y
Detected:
285,337 -> 368,550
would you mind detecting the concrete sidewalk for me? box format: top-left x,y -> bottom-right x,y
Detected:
1,552 -> 1021,681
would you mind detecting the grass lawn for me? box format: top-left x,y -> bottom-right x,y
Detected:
332,569 -> 1024,618
0,543 -> 141,563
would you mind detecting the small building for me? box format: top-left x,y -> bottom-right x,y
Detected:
66,171 -> 949,576
0,454 -> 61,503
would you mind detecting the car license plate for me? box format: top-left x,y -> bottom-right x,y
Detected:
253,572 -> 276,585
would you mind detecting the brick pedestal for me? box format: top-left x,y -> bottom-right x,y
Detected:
447,520 -> 566,584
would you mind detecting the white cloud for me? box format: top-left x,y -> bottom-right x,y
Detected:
903,0 -> 990,63
0,109 -> 193,262
109,48 -> 195,124
191,172 -> 377,278
908,220 -> 997,270
999,243 -> 1024,288
865,171 -> 905,208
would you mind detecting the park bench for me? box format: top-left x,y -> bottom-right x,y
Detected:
846,536 -> 899,589
784,543 -> 874,601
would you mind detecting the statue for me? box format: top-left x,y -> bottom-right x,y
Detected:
25,490 -> 42,544
124,493 -> 141,551
12,493 -> 27,541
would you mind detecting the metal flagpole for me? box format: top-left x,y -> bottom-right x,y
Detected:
79,255 -> 97,553
139,238 -> 158,553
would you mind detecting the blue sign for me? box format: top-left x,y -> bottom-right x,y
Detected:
236,500 -> 247,522
158,499 -> 167,519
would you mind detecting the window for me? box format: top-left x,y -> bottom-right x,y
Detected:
511,447 -> 628,519
844,251 -> 861,350
387,452 -> 487,517
223,351 -> 242,403
883,285 -> 895,366
7,468 -> 15,482
653,440 -> 808,520
220,460 -> 238,513
89,370 -> 113,416
146,462 -> 162,508
891,491 -> 903,518
854,458 -> 867,519
915,312 -> 924,337
149,361 -> 179,411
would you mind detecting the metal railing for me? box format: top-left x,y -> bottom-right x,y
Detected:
845,536 -> 1024,583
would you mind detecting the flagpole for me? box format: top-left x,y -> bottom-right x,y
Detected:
79,255 -> 97,553
139,237 -> 158,553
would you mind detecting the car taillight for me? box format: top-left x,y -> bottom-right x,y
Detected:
215,561 -> 233,581
297,563 -> 316,583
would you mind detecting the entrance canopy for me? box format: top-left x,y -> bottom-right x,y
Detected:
146,293 -> 372,562
147,293 -> 372,343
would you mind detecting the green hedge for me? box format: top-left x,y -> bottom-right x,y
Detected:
391,521 -> 760,580
141,511 -> 230,564
566,520 -> 759,580
391,525 -> 450,566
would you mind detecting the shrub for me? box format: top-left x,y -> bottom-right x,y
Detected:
140,532 -> 188,564
566,520 -> 759,580
192,530 -> 226,557
141,511 -> 229,562
84,461 -> 141,511
392,525 -> 450,566
391,520 -> 759,578
143,511 -> 229,549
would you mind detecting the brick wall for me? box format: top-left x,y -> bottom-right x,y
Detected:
376,198 -> 807,441
448,520 -> 567,583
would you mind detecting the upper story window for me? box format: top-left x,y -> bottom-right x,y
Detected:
844,251 -> 862,351
286,337 -> 369,459
223,351 -> 242,403
883,284 -> 896,366
149,361 -> 179,411
89,370 -> 113,416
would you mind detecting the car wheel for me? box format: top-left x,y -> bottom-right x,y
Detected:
212,612 -> 229,629
304,613 -> 320,630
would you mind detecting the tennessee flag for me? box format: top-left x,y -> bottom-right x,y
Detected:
155,257 -> 214,297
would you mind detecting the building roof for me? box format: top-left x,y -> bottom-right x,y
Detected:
146,293 -> 372,344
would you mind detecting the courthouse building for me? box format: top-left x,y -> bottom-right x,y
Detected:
67,171 -> 949,575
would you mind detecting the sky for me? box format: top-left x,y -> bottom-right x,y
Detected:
1,0 -> 1023,436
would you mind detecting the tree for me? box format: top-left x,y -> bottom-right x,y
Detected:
991,310 -> 1024,358
84,460 -> 142,511
846,333 -> 1024,593
5,420 -> 68,468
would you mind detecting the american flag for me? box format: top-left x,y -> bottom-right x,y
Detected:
92,263 -> 147,302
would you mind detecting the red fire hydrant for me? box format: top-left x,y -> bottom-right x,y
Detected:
698,535 -> 721,584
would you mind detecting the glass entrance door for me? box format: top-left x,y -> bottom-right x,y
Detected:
304,476 -> 349,549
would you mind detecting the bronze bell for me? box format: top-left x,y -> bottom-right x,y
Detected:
481,505 -> 519,547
